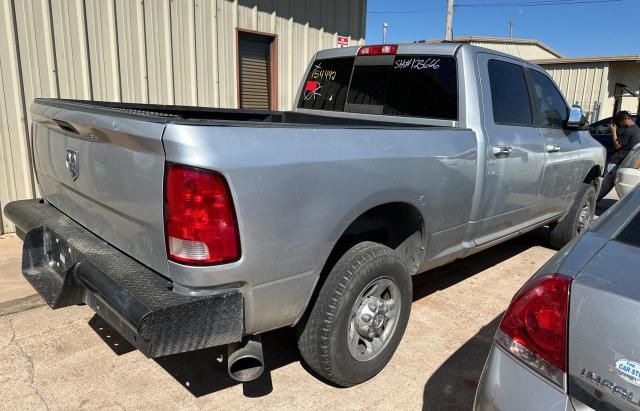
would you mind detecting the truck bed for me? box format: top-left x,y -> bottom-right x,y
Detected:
36,98 -> 440,129
28,96 -> 479,336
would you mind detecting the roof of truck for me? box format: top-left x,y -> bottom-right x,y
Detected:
315,42 -> 534,66
315,42 -> 462,60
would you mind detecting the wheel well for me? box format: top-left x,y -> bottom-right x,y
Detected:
297,203 -> 424,327
328,202 -> 424,273
583,165 -> 603,184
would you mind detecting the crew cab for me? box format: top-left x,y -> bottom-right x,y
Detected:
4,43 -> 605,387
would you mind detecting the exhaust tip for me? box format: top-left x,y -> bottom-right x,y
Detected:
229,355 -> 265,382
227,337 -> 264,383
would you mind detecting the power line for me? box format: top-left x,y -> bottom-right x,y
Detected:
368,0 -> 621,13
456,0 -> 621,7
368,6 -> 446,14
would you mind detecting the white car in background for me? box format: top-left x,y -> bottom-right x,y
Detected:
616,143 -> 640,197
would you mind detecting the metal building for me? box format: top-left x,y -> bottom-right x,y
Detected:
424,36 -> 640,122
535,56 -> 640,120
421,36 -> 563,60
0,0 -> 366,234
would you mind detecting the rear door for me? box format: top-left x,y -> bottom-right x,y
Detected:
527,67 -> 595,219
474,53 -> 546,244
568,208 -> 640,410
30,101 -> 169,276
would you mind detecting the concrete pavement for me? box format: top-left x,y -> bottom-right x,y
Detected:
0,234 -> 46,317
0,234 -> 29,303
0,230 -> 556,410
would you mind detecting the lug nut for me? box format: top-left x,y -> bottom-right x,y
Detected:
361,313 -> 372,323
368,301 -> 377,311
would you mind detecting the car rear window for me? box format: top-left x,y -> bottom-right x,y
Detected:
297,55 -> 458,120
616,211 -> 640,247
298,57 -> 355,112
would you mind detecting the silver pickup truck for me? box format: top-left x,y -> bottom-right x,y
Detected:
4,43 -> 605,387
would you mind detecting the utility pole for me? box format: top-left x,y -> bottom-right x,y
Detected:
445,0 -> 454,41
383,22 -> 389,44
509,20 -> 513,38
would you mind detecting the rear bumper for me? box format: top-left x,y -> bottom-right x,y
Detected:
3,199 -> 244,358
474,345 -> 574,411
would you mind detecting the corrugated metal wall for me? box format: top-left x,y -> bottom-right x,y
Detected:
469,41 -> 559,60
0,0 -> 366,234
541,62 -> 609,119
541,61 -> 640,120
606,62 -> 640,116
467,40 -> 639,120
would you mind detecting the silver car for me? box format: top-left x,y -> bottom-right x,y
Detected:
616,143 -> 640,197
475,185 -> 640,410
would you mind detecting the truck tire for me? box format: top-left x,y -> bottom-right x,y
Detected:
549,183 -> 596,249
297,241 -> 412,387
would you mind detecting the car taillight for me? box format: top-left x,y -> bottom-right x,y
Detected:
164,164 -> 240,265
496,273 -> 572,388
357,44 -> 398,56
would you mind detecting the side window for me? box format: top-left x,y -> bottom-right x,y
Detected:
529,70 -> 569,128
487,60 -> 533,126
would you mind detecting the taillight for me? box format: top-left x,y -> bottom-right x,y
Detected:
357,44 -> 398,56
496,273 -> 572,388
164,164 -> 240,265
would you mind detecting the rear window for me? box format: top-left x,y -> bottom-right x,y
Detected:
297,55 -> 458,120
298,57 -> 355,112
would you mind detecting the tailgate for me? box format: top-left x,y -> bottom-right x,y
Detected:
29,100 -> 169,276
568,238 -> 640,410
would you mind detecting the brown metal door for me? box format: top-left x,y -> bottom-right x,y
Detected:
238,33 -> 272,109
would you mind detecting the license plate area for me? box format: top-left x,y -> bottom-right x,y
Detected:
22,226 -> 84,308
41,227 -> 80,277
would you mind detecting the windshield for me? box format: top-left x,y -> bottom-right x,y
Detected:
297,54 -> 458,120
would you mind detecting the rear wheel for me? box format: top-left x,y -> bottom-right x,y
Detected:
297,242 -> 412,387
549,183 -> 596,249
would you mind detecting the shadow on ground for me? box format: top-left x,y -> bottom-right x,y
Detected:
412,228 -> 549,302
422,315 -> 503,411
417,230 -> 551,409
86,229 -> 549,399
89,314 -> 299,398
596,198 -> 617,216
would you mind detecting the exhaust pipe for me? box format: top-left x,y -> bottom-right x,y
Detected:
227,336 -> 264,382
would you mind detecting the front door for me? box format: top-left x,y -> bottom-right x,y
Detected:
473,53 -> 546,245
527,67 -> 593,219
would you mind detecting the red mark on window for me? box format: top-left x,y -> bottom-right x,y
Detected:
305,80 -> 319,92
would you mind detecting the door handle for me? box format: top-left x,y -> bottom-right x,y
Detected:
492,145 -> 513,157
545,144 -> 561,153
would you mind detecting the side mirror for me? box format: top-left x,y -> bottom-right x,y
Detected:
566,105 -> 587,129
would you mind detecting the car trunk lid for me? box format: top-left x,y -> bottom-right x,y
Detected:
568,232 -> 640,410
30,100 -> 170,276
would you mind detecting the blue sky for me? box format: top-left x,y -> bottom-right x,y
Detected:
365,0 -> 639,57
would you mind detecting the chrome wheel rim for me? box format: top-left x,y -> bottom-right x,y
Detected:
577,199 -> 592,232
347,277 -> 401,362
